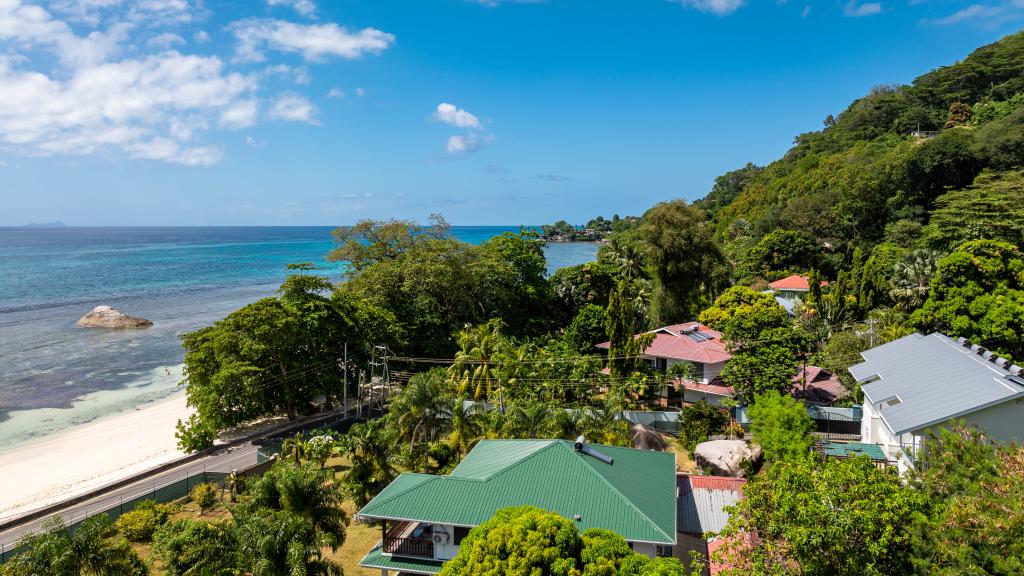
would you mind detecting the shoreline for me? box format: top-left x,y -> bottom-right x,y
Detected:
0,391 -> 193,520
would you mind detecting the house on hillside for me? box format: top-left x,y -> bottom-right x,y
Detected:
850,332 -> 1024,474
676,474 -> 745,576
766,274 -> 828,307
355,438 -> 678,575
597,322 -> 733,406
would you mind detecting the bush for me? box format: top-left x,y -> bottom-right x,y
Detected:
679,400 -> 729,452
115,500 -> 169,542
154,519 -> 239,576
190,483 -> 218,515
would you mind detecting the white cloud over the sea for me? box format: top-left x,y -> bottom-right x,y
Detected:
0,0 -> 394,166
845,0 -> 883,16
267,0 -> 317,17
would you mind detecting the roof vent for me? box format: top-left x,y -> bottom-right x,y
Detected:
971,344 -> 987,355
574,435 -> 586,452
982,350 -> 995,361
958,337 -> 970,347
1012,365 -> 1024,377
574,435 -> 614,464
995,357 -> 1011,370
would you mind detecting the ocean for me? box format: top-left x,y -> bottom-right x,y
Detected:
0,226 -> 597,451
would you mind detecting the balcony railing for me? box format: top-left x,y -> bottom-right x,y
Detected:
383,535 -> 435,558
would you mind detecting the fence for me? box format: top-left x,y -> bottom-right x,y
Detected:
0,446 -> 284,561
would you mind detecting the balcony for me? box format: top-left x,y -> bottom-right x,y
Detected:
383,520 -> 435,559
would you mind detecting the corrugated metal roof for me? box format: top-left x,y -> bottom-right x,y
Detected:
816,440 -> 886,461
850,332 -> 1024,435
359,543 -> 443,574
357,439 -> 677,544
677,474 -> 744,535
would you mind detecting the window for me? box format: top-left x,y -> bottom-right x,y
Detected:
656,545 -> 673,557
453,526 -> 470,546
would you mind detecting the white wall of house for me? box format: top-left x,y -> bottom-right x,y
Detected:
631,542 -> 657,558
430,524 -> 461,560
958,400 -> 1024,443
682,389 -> 730,407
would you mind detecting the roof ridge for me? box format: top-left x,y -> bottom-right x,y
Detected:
461,439 -> 564,481
561,442 -> 676,543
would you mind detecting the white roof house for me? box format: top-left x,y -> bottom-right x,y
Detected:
850,332 -> 1024,473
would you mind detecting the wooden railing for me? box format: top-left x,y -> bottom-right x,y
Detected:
383,535 -> 434,558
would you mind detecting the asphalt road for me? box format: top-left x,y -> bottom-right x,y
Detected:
0,409 -> 361,555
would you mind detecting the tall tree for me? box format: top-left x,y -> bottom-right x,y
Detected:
1,516 -> 148,576
606,282 -> 654,378
640,200 -> 729,323
747,391 -> 814,462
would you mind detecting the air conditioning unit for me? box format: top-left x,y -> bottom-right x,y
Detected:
433,531 -> 449,545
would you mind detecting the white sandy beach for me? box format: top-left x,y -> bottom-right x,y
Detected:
0,392 -> 192,521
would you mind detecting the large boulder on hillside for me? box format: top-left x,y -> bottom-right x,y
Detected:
694,439 -> 761,477
77,306 -> 153,329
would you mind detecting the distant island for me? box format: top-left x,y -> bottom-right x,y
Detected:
23,221 -> 68,228
540,214 -> 640,242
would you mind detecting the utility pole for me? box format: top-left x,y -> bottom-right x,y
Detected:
343,342 -> 348,420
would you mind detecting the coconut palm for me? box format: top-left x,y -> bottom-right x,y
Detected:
337,420 -> 397,506
235,508 -> 342,576
281,432 -> 307,466
890,249 -> 943,311
241,463 -> 348,549
391,370 -> 452,446
448,398 -> 486,457
3,515 -> 148,576
448,320 -> 502,405
502,400 -> 556,439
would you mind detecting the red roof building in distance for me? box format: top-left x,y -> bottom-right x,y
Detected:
767,274 -> 828,292
596,322 -> 733,407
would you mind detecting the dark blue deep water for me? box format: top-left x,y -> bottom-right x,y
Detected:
0,226 -> 596,448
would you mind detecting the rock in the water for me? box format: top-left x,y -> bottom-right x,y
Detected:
694,439 -> 762,477
77,306 -> 153,329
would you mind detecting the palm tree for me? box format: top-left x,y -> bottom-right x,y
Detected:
502,401 -> 556,439
392,371 -> 452,446
281,432 -> 307,466
4,515 -> 148,576
448,398 -> 485,457
448,320 -> 502,405
582,394 -> 630,446
337,420 -> 397,506
242,463 -> 348,549
235,508 -> 342,576
890,249 -> 943,311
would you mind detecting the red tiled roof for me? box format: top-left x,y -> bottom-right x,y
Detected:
791,366 -> 848,405
708,532 -> 760,576
768,274 -> 828,291
596,322 -> 732,364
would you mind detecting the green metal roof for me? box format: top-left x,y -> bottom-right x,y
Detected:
356,439 -> 677,544
817,440 -> 887,461
359,542 -> 444,574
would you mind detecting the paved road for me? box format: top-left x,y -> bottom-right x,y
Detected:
0,410 -> 357,555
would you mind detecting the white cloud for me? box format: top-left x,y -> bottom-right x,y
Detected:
468,0 -> 546,6
671,0 -> 745,15
269,93 -> 318,124
434,102 -> 482,130
267,0 -> 317,17
193,29 -> 209,42
326,87 -> 344,98
0,0 -> 131,67
355,87 -> 366,96
928,1 -> 1024,25
229,19 -> 395,63
147,32 -> 185,49
801,5 -> 812,17
219,99 -> 258,128
844,0 -> 883,16
262,63 -> 310,85
445,133 -> 493,154
50,0 -> 196,26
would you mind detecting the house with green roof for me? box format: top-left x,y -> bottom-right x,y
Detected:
355,438 -> 678,575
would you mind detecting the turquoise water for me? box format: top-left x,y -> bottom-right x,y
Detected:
0,226 -> 596,449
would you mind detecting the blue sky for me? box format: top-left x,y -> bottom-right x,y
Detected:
1,0 -> 1022,226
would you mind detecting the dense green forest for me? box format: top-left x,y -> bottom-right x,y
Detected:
695,30 -> 1024,280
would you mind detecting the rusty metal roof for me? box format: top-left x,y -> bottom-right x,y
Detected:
677,474 -> 745,535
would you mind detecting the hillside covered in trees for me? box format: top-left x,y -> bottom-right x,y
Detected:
696,30 -> 1024,281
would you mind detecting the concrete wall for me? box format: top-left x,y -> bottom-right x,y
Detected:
430,524 -> 461,560
631,542 -> 657,558
960,400 -> 1024,443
